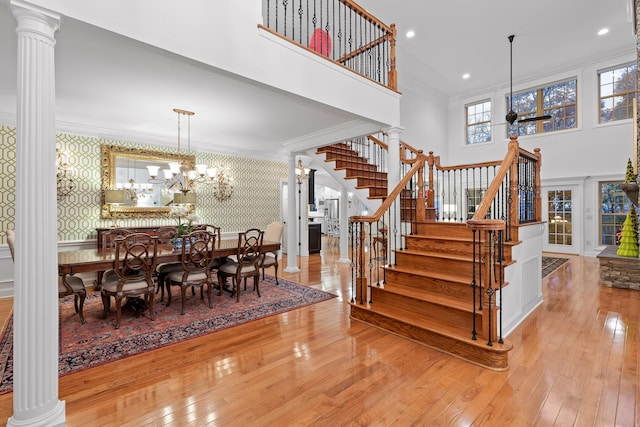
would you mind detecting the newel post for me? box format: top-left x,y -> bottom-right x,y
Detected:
425,151 -> 437,221
466,219 -> 506,345
388,24 -> 397,91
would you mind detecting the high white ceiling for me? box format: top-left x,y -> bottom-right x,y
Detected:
360,0 -> 637,98
0,1 -> 636,159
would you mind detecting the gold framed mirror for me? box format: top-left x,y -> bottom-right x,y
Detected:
101,144 -> 196,219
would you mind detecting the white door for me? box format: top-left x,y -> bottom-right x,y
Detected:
541,185 -> 580,254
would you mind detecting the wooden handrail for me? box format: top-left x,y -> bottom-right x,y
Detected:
469,137 -> 520,222
350,154 -> 426,223
367,134 -> 388,151
340,0 -> 394,33
336,33 -> 391,64
431,156 -> 503,172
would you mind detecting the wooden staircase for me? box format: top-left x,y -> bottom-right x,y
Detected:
316,142 -> 515,370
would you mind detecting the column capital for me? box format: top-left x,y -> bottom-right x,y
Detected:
383,125 -> 405,136
11,0 -> 61,40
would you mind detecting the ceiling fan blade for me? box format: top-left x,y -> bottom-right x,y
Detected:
517,115 -> 552,123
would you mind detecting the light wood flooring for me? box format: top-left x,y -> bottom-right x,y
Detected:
0,242 -> 638,426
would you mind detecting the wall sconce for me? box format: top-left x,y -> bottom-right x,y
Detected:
348,192 -> 353,208
104,189 -> 126,227
209,165 -> 234,202
56,148 -> 75,201
295,159 -> 310,184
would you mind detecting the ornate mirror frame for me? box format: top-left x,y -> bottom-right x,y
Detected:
100,144 -> 196,219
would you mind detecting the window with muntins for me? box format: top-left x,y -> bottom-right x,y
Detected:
599,62 -> 637,123
506,78 -> 577,137
465,100 -> 491,144
600,181 -> 631,245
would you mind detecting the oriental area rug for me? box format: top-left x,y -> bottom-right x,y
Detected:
542,256 -> 569,279
0,275 -> 335,394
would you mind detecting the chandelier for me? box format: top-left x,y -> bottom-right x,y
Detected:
56,148 -> 75,201
145,108 -> 231,204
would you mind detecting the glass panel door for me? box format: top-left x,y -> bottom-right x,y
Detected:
542,186 -> 579,254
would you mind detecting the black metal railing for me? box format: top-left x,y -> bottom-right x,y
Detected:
262,0 -> 397,90
347,135 -> 541,346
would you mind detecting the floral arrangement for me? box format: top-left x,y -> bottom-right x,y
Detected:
169,205 -> 200,237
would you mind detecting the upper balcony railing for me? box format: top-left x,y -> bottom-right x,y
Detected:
261,0 -> 397,91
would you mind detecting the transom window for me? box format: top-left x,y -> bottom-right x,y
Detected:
599,62 -> 637,123
465,100 -> 491,144
600,181 -> 631,245
506,78 -> 577,137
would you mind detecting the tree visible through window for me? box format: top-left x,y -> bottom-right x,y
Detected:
506,78 -> 577,137
599,62 -> 637,123
465,100 -> 491,144
600,181 -> 631,245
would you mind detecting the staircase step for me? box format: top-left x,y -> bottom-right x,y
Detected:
395,249 -> 475,276
331,159 -> 378,171
406,235 -> 473,257
383,265 -> 474,301
350,303 -> 512,370
370,285 -> 477,331
415,221 -> 473,239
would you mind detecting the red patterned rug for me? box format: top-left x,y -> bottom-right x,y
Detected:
0,275 -> 335,394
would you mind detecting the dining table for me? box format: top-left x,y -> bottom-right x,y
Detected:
58,238 -> 282,277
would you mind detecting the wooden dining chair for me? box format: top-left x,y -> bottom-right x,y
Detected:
7,229 -> 87,323
217,228 -> 264,302
260,221 -> 284,284
100,233 -> 158,329
165,230 -> 217,315
154,226 -> 181,302
96,227 -> 132,290
101,227 -> 132,248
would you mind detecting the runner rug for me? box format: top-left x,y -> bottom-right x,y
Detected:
542,256 -> 569,278
0,275 -> 335,394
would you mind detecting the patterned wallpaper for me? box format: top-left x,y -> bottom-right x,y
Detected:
0,125 -> 287,243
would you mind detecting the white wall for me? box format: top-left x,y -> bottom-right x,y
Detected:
27,0 -> 401,136
438,52 -> 636,256
397,84 -> 449,156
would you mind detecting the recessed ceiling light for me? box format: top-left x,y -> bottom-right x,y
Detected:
598,28 -> 609,36
406,30 -> 415,38
462,73 -> 470,80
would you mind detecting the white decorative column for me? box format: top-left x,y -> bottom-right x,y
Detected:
9,2 -> 65,426
299,178 -> 309,257
284,154 -> 300,272
338,188 -> 350,263
386,126 -> 403,266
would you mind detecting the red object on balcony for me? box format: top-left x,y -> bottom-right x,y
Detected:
309,28 -> 332,57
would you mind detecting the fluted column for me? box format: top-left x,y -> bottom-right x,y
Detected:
8,2 -> 65,426
386,126 -> 403,266
284,153 -> 300,272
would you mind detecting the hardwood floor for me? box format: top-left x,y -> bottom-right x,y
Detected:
0,242 -> 638,426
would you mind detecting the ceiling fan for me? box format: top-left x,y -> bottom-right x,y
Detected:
505,34 -> 552,125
